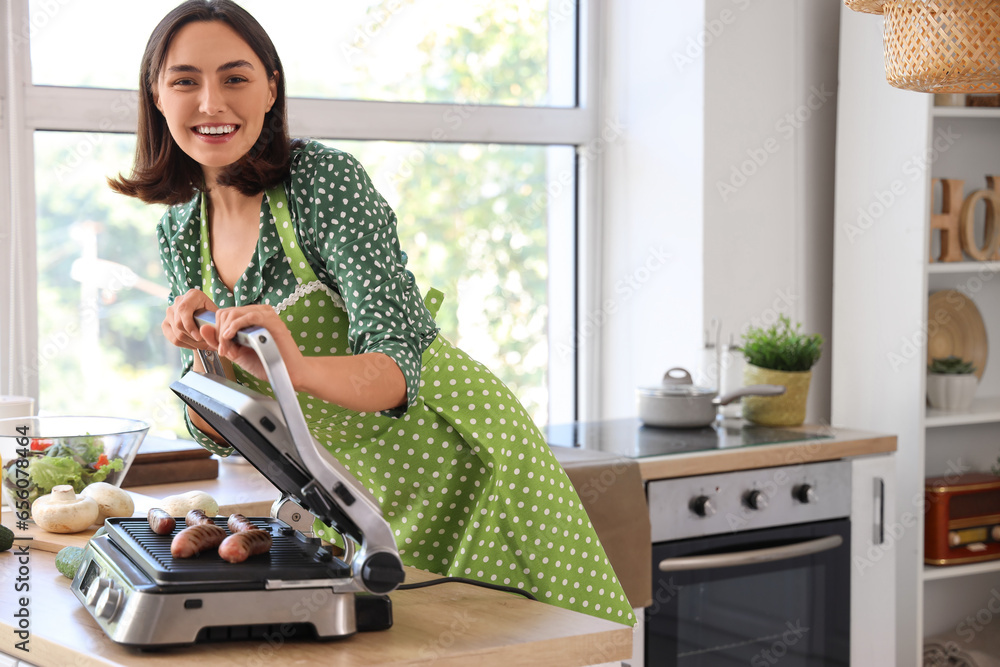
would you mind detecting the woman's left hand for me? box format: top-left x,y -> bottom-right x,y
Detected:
199,305 -> 305,384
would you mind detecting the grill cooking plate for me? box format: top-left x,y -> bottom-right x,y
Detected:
106,517 -> 350,585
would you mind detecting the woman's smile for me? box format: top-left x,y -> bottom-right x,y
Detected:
192,123 -> 241,143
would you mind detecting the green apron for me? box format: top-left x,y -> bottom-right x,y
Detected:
198,186 -> 634,625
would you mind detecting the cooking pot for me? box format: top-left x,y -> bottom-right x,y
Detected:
637,367 -> 786,428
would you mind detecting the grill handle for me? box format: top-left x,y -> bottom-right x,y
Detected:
190,309 -> 404,594
658,534 -> 843,572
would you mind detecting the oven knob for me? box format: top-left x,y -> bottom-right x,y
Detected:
746,490 -> 768,510
96,583 -> 123,621
794,484 -> 817,504
690,495 -> 715,517
86,577 -> 112,607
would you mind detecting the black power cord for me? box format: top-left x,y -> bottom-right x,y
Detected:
397,576 -> 538,601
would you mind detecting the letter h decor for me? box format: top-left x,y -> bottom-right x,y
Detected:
930,176 -> 1000,262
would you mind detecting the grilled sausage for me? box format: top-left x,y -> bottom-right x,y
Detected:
185,508 -> 214,527
227,513 -> 257,533
218,529 -> 273,563
171,524 -> 226,558
147,508 -> 176,535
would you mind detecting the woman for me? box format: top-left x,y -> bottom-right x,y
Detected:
111,0 -> 632,625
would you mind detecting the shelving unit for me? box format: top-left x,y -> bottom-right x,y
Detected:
932,106 -> 1000,119
927,261 -> 1000,274
924,559 -> 1000,582
925,397 -> 1000,428
833,9 -> 1000,666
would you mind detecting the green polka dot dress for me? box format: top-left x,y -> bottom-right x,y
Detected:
157,140 -> 634,625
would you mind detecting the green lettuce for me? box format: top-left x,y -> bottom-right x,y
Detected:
25,452 -> 124,494
28,456 -> 86,493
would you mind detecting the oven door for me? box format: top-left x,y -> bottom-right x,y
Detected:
646,519 -> 850,667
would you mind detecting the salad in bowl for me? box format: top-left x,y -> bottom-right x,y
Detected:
0,416 -> 148,521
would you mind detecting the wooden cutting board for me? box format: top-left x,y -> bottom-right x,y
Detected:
121,438 -> 218,487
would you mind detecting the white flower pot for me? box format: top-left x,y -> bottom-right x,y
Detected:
926,373 -> 978,411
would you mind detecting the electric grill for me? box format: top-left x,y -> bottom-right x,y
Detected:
70,311 -> 404,647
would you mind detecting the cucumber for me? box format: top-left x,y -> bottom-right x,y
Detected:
55,546 -> 86,579
0,524 -> 12,552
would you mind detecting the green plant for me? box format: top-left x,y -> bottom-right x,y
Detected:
741,315 -> 823,372
928,356 -> 976,375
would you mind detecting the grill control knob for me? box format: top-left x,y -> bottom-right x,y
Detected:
96,583 -> 123,621
690,495 -> 715,517
795,484 -> 817,504
86,577 -> 111,607
746,490 -> 768,510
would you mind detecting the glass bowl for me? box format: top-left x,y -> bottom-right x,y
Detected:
0,416 -> 149,522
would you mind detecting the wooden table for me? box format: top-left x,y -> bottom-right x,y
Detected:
0,461 -> 631,666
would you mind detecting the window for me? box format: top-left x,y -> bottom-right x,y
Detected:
29,0 -> 576,107
4,0 -> 599,437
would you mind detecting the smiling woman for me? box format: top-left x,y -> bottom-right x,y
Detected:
99,0 -> 633,625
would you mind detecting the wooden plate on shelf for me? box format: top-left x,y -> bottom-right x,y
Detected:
926,290 -> 988,379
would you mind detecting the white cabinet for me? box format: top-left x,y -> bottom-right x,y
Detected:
850,454 -> 896,666
833,8 -> 1000,666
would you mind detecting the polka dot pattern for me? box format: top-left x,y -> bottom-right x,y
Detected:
156,140 -> 634,626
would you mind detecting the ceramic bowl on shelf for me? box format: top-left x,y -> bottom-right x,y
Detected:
926,373 -> 978,412
0,416 -> 149,521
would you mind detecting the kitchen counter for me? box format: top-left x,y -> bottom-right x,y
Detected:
0,551 -> 630,667
546,419 -> 896,481
0,461 -> 631,666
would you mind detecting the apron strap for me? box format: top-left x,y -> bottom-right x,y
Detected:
424,287 -> 444,319
266,185 -> 323,286
198,192 -> 213,294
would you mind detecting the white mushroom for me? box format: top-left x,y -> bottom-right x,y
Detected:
160,490 -> 219,517
82,482 -> 135,522
31,485 -> 100,534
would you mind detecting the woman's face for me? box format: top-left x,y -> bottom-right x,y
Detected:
154,20 -> 277,182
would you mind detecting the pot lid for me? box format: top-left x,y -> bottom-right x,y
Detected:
637,384 -> 717,398
637,367 -> 717,398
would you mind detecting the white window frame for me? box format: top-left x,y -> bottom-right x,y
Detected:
1,0 -> 606,424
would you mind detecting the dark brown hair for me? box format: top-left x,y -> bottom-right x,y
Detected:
108,0 -> 301,205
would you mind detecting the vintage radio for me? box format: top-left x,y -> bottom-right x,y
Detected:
925,472 -> 1000,566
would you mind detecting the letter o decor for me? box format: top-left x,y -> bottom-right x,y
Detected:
959,175 -> 1000,261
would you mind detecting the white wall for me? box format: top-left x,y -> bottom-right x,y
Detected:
598,0 -> 840,421
703,0 -> 839,424
597,0 -> 706,419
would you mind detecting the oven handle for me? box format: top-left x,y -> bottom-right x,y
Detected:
658,534 -> 843,572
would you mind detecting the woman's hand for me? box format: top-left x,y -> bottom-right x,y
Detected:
162,288 -> 219,350
199,304 -> 305,383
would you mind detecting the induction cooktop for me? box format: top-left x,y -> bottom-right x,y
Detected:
545,418 -> 833,459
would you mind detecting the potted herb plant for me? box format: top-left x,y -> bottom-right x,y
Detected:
926,356 -> 978,412
740,315 -> 823,426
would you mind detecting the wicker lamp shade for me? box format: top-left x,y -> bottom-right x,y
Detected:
847,0 -> 1000,93
846,0 -> 887,14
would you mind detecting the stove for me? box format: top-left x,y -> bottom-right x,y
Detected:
547,419 -> 852,666
545,417 -> 832,459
